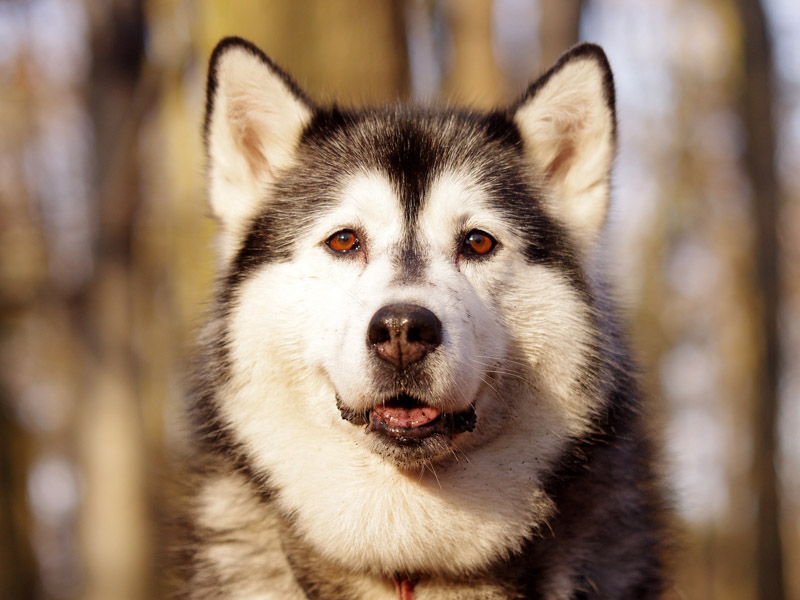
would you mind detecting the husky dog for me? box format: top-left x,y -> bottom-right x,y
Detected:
177,36 -> 667,599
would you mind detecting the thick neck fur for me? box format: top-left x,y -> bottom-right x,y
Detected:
180,345 -> 666,600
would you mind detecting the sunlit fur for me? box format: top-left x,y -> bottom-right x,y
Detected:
174,37 -> 667,600
204,41 -> 313,264
513,54 -> 616,250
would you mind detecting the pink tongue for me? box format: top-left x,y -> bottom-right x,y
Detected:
373,404 -> 441,428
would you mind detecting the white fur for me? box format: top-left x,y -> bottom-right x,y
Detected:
514,56 -> 614,249
205,45 -> 312,263
215,169 -> 601,577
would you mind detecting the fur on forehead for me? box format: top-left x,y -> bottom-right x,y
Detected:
511,43 -> 616,251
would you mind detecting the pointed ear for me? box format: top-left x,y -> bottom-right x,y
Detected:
204,37 -> 314,256
512,43 -> 616,249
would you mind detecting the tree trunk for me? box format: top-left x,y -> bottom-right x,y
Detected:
197,0 -> 410,103
735,0 -> 786,598
441,0 -> 505,107
538,0 -> 584,71
80,2 -> 154,599
0,396 -> 36,600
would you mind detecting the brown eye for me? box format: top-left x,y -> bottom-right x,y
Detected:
462,230 -> 496,257
326,230 -> 360,254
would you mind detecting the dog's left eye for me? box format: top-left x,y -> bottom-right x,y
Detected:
326,230 -> 360,254
461,230 -> 497,257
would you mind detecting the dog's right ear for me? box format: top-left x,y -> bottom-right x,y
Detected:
204,37 -> 313,257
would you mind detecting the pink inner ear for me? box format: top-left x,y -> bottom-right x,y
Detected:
239,122 -> 273,179
546,140 -> 575,181
229,101 -> 275,180
226,98 -> 273,179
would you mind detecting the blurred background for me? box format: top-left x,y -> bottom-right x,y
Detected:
0,0 -> 797,598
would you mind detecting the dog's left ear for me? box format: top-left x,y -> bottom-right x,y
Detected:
204,37 -> 314,259
512,44 -> 616,249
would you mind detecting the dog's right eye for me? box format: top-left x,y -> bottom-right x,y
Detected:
326,230 -> 361,254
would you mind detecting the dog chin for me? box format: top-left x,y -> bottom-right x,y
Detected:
336,393 -> 477,468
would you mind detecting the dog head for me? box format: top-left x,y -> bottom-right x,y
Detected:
202,37 -> 615,474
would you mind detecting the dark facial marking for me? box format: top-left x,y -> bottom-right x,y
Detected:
376,120 -> 439,230
392,233 -> 426,283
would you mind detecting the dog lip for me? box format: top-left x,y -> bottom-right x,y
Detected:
369,411 -> 444,442
371,395 -> 476,442
336,393 -> 477,441
336,395 -> 369,426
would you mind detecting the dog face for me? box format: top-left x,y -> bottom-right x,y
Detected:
200,38 -> 617,575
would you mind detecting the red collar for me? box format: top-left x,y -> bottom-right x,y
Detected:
393,573 -> 416,600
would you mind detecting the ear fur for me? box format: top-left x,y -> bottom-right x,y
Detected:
512,43 -> 616,250
204,37 -> 314,260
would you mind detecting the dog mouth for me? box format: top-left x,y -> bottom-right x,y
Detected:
337,394 -> 476,444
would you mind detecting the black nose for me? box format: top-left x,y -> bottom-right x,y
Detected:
367,304 -> 442,370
